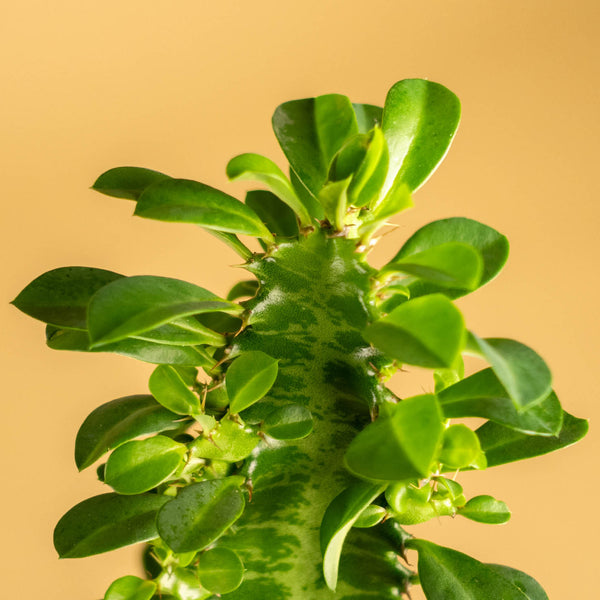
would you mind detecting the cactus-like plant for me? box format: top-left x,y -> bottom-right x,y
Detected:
12,79 -> 588,600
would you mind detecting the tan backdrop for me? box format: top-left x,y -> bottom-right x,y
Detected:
2,1 -> 598,598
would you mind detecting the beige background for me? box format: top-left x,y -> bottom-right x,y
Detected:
1,1 -> 598,598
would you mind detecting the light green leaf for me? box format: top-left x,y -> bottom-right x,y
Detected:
54,493 -> 169,558
318,177 -> 351,231
363,294 -> 465,368
135,178 -> 274,242
345,394 -> 444,481
156,477 -> 245,553
226,351 -> 279,413
381,79 -> 461,194
352,103 -> 383,133
92,167 -> 171,200
87,275 -> 241,347
197,547 -> 245,594
385,482 -> 438,524
458,495 -> 511,524
353,505 -> 387,528
357,182 -> 413,239
438,424 -> 482,469
320,481 -> 387,591
104,575 -> 157,600
486,565 -> 549,599
190,417 -> 260,462
157,567 -> 212,600
466,334 -> 552,409
263,404 -> 314,440
75,395 -> 185,470
149,365 -> 201,415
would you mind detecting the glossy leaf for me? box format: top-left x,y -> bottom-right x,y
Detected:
104,436 -> 186,494
149,365 -> 202,415
476,411 -> 588,467
466,334 -> 552,409
352,103 -> 383,132
135,178 -> 274,242
439,368 -> 563,436
92,167 -> 171,200
197,547 -> 245,594
320,481 -> 387,590
381,79 -> 461,194
392,217 -> 509,299
272,94 -> 358,196
486,565 -> 549,600
157,568 -> 211,600
289,167 -> 325,219
318,177 -> 351,231
263,404 -> 314,440
363,294 -> 465,368
458,495 -> 511,524
190,417 -> 260,462
357,181 -> 413,239
406,539 -> 530,599
245,190 -> 300,239
75,395 -> 185,470
134,318 -> 225,347
227,154 -> 311,227
12,267 -> 122,329
54,493 -> 169,558
386,482 -> 438,524
104,575 -> 157,600
156,477 -> 245,553
345,394 -> 444,481
87,275 -> 241,347
226,351 -> 279,413
438,424 -> 482,469
353,504 -> 387,528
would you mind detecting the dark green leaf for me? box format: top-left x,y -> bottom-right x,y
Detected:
458,495 -> 511,524
466,334 -> 552,409
197,547 -> 244,594
105,436 -> 186,494
149,365 -> 202,415
190,417 -> 260,462
135,178 -> 274,242
364,294 -> 465,368
156,478 -> 245,553
134,318 -> 225,347
486,565 -> 549,599
75,395 -> 184,470
226,279 -> 259,302
87,275 -> 241,347
263,404 -> 314,440
476,411 -> 588,467
438,424 -> 482,469
439,368 -> 563,436
12,267 -> 123,329
381,79 -> 461,194
54,493 -> 169,558
245,190 -> 300,239
345,394 -> 444,481
406,539 -> 529,599
92,167 -> 171,200
226,351 -> 279,413
352,103 -> 383,133
104,575 -> 156,600
320,481 -> 387,591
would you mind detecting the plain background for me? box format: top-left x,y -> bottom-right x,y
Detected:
2,1 -> 598,598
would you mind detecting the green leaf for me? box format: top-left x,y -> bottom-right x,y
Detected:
438,424 -> 482,469
476,411 -> 588,467
156,478 -> 245,553
363,294 -> 465,368
438,368 -> 563,436
320,481 -> 387,591
272,94 -> 358,197
104,575 -> 156,600
46,326 -> 217,368
105,436 -> 186,494
92,167 -> 171,200
406,539 -> 530,599
227,154 -> 311,227
245,190 -> 300,239
392,217 -> 509,299
457,495 -> 511,524
345,394 -> 444,481
289,167 -> 325,219
12,267 -> 123,329
226,279 -> 259,302
382,242 -> 483,291
486,565 -> 549,599
205,230 -> 253,260
75,395 -> 185,470
381,79 -> 461,194
357,181 -> 413,240
385,482 -> 438,524
157,568 -> 212,600
352,103 -> 383,133
149,365 -> 202,415
263,404 -> 314,440
54,493 -> 169,558
318,177 -> 351,231
197,547 -> 245,594
353,504 -> 387,528
87,275 -> 241,347
135,178 -> 274,242
190,416 -> 260,462
466,334 -> 552,409
134,318 -> 225,347
226,351 -> 279,413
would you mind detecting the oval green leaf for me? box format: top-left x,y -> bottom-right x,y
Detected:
156,478 -> 245,553
458,495 -> 511,524
92,167 -> 171,200
190,417 -> 260,462
363,294 -> 465,368
353,504 -> 387,529
134,318 -> 225,347
75,395 -> 185,470
104,575 -> 157,600
245,190 -> 300,239
352,103 -> 383,133
149,365 -> 201,415
54,493 -> 169,558
263,404 -> 314,440
226,351 -> 279,413
486,565 -> 549,599
438,424 -> 482,469
197,547 -> 245,594
105,436 -> 186,494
